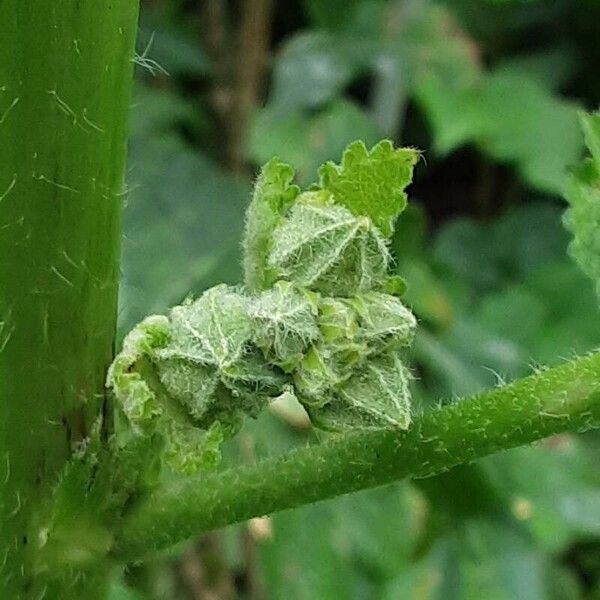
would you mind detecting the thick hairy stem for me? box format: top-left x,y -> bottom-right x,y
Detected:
0,1 -> 138,596
115,352 -> 600,561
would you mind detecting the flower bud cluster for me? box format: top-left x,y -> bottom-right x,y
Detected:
108,140 -> 419,473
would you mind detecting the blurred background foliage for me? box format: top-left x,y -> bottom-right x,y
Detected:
114,0 -> 600,598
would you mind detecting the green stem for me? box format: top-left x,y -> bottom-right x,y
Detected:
115,352 -> 600,561
0,2 -> 138,596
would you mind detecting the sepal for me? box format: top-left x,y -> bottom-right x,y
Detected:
243,158 -> 300,290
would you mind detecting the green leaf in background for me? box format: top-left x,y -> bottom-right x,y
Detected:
258,2 -> 584,195
333,484 -> 425,580
258,502 -> 358,600
270,32 -> 361,112
413,203 -> 600,399
483,440 -> 600,554
383,520 -> 547,600
564,111 -> 600,298
258,483 -> 425,600
477,262 -> 600,365
108,577 -> 144,600
247,100 -> 381,185
417,70 -> 583,194
433,204 -> 570,294
120,85 -> 249,335
496,45 -> 579,92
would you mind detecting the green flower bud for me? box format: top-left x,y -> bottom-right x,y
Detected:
347,291 -> 416,353
108,285 -> 290,473
163,421 -> 225,475
156,284 -> 252,368
154,285 -> 287,427
293,296 -> 367,405
249,280 -> 319,371
293,345 -> 347,407
306,351 -> 412,432
317,296 -> 358,342
268,194 -> 390,297
243,158 -> 300,291
151,357 -> 219,424
220,350 -> 288,414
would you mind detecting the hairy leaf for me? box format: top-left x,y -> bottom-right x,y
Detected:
319,140 -> 419,237
347,291 -> 417,352
107,315 -> 171,428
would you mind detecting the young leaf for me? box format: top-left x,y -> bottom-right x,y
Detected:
318,140 -> 419,237
106,315 -> 171,428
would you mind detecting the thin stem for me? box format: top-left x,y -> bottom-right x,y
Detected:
115,351 -> 600,562
200,0 -> 273,173
229,0 -> 273,173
